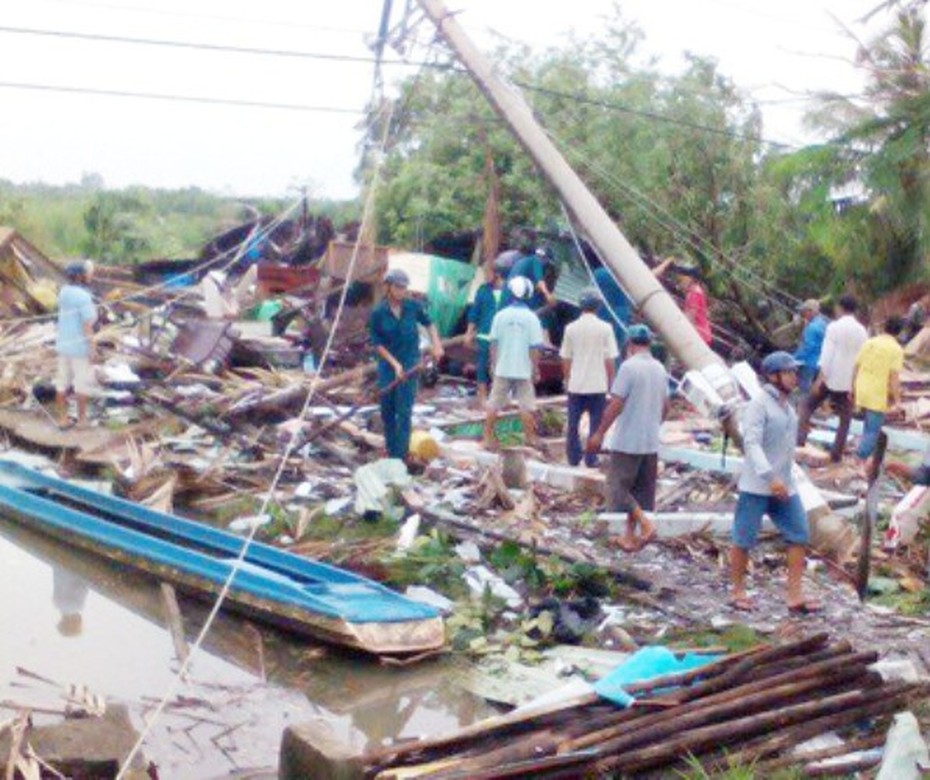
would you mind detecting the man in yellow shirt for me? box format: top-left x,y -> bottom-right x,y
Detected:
853,316 -> 904,470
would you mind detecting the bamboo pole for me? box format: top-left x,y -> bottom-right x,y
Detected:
563,652 -> 877,753
598,683 -> 918,775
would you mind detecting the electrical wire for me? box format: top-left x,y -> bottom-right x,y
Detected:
114,54 -> 402,780
0,80 -> 365,114
552,131 -> 802,314
34,0 -> 370,35
0,23 -> 438,68
0,199 -> 304,358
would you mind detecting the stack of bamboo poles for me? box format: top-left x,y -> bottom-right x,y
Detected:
364,634 -> 926,779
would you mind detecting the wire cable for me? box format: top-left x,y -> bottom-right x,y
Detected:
0,23 -> 438,68
0,199 -> 303,357
553,133 -> 802,313
0,80 -> 365,114
114,63 -> 400,780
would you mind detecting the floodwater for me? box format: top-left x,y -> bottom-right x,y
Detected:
0,519 -> 492,778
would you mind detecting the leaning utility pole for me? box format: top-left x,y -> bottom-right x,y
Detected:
417,0 -> 742,418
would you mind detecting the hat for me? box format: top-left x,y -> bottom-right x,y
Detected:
507,275 -> 533,301
761,351 -> 799,376
798,299 -> 820,314
628,323 -> 652,344
674,264 -> 702,280
578,286 -> 601,310
534,246 -> 554,263
384,268 -> 410,288
493,250 -> 520,274
65,262 -> 86,279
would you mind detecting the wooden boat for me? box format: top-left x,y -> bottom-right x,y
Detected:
0,460 -> 444,656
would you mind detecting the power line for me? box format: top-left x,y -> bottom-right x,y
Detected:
0,80 -> 365,113
0,23 -> 438,67
514,79 -> 795,150
0,23 -> 833,151
34,0 -> 369,35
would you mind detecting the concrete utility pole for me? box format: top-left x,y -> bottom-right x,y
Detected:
416,0 -> 741,412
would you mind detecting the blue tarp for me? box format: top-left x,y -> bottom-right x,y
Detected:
593,646 -> 722,707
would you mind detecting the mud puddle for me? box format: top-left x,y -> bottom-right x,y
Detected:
0,521 -> 490,777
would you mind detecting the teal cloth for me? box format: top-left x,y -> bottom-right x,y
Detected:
593,646 -> 721,708
427,257 -> 476,338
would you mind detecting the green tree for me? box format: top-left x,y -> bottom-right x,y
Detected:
82,191 -> 153,264
807,0 -> 930,290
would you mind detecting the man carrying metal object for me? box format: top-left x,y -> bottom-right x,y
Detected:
369,268 -> 444,461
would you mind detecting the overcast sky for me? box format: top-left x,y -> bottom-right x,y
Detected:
0,0 -> 892,199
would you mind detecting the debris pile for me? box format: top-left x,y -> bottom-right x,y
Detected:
363,633 -> 925,779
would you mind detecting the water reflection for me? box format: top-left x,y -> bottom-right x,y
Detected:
52,565 -> 88,637
0,518 -> 492,775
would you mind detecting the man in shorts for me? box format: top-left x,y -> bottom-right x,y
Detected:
586,324 -> 668,551
483,276 -> 544,451
730,351 -> 820,614
55,261 -> 97,428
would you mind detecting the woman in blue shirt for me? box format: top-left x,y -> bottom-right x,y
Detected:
369,268 -> 444,461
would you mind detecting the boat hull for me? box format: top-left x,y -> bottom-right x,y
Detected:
0,462 -> 444,656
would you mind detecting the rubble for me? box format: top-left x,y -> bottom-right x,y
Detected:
6,224 -> 930,776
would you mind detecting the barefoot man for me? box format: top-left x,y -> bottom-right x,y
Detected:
587,324 -> 668,551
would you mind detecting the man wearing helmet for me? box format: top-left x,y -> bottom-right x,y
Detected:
560,286 -> 619,467
730,351 -> 820,614
465,253 -> 509,408
369,268 -> 444,462
483,276 -> 545,451
587,324 -> 668,551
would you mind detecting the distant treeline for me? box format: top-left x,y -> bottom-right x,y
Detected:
0,174 -> 361,264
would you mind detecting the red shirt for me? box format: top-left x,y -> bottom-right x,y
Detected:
685,284 -> 712,345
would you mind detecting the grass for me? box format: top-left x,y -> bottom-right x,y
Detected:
665,624 -> 761,653
677,753 -> 803,779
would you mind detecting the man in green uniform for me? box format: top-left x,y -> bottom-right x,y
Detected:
369,269 -> 444,461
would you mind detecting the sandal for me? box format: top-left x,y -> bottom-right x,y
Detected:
787,600 -> 823,616
728,597 -> 756,612
57,420 -> 77,431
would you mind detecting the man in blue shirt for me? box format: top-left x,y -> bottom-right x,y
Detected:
55,261 -> 97,428
369,268 -> 444,461
793,299 -> 828,395
465,254 -> 508,408
484,276 -> 544,451
593,265 -> 631,357
504,246 -> 556,312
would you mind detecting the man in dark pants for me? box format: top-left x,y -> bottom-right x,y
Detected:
465,254 -> 508,409
560,286 -> 619,466
797,294 -> 867,462
369,268 -> 444,461
587,324 -> 668,551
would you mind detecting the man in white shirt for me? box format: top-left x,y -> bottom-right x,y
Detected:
797,294 -> 868,462
560,287 -> 619,466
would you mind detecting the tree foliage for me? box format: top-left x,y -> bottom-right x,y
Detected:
365,2 -> 930,321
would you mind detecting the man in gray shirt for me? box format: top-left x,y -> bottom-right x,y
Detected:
730,351 -> 820,614
587,324 -> 669,551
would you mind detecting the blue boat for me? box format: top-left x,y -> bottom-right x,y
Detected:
0,460 -> 444,655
